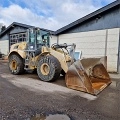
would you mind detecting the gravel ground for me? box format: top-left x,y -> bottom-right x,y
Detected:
0,61 -> 120,120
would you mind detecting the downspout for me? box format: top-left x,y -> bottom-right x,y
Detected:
57,35 -> 59,44
117,28 -> 120,73
105,29 -> 108,57
104,29 -> 108,69
8,32 -> 10,52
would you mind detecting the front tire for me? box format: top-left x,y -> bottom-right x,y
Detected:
37,55 -> 61,82
9,54 -> 24,75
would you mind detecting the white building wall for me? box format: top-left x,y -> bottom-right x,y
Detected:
50,35 -> 57,46
58,28 -> 119,72
0,40 -> 9,55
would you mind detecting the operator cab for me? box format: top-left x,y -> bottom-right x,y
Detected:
27,28 -> 50,51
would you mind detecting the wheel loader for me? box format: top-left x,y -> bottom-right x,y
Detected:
8,28 -> 111,95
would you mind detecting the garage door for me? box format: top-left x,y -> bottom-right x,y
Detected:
10,33 -> 27,46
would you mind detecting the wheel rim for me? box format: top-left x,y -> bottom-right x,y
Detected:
10,60 -> 17,70
40,63 -> 50,75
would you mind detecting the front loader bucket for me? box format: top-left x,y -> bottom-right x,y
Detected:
65,57 -> 111,95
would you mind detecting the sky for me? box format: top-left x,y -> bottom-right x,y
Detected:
0,0 -> 116,30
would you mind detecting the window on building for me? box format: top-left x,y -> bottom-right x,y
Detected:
10,33 -> 27,46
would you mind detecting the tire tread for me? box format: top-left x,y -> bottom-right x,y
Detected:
9,54 -> 24,75
37,55 -> 61,81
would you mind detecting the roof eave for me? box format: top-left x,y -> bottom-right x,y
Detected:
0,22 -> 55,37
55,0 -> 120,35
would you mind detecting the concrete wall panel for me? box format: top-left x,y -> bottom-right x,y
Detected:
107,28 -> 119,72
0,40 -> 9,55
50,35 -> 57,46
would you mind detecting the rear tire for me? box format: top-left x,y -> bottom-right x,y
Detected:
9,54 -> 24,75
37,55 -> 61,82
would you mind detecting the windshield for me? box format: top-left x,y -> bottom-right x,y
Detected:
37,30 -> 50,47
28,28 -> 50,50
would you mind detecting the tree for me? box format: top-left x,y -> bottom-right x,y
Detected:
1,25 -> 6,32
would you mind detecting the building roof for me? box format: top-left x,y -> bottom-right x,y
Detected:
55,0 -> 120,35
0,1 -> 120,37
0,22 -> 54,37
